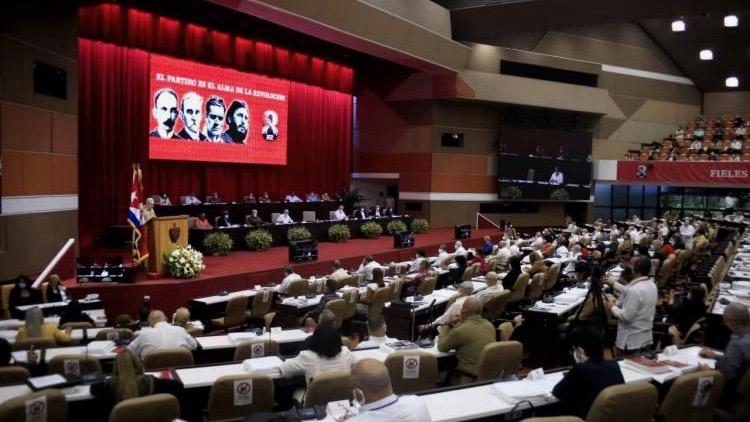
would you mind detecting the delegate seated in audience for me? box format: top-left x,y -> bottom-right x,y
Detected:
502,256 -> 523,290
467,250 -> 487,273
481,235 -> 494,256
690,139 -> 703,152
366,268 -> 386,296
605,256 -> 657,354
700,302 -> 750,408
421,281 -> 474,330
280,317 -> 353,385
182,192 -> 201,205
58,299 -> 95,328
0,338 -> 10,366
258,192 -> 271,203
403,260 -> 431,298
666,286 -> 706,337
351,358 -> 432,422
495,240 -> 512,269
358,255 -> 381,282
306,192 -> 319,202
127,310 -> 197,360
449,255 -> 468,285
437,297 -> 495,376
453,240 -> 467,257
527,251 -> 548,278
329,260 -> 349,282
308,279 -> 340,321
285,192 -> 302,203
16,307 -> 71,345
206,191 -> 222,204
276,209 -> 294,224
552,326 -> 625,419
333,205 -> 348,221
91,349 -> 183,408
730,139 -> 743,154
436,244 -> 452,268
192,212 -> 213,230
44,274 -> 67,303
476,272 -> 504,305
216,209 -> 233,227
156,192 -> 172,206
356,315 -> 394,349
320,192 -> 331,201
242,193 -> 256,203
8,275 -> 42,310
277,266 -> 302,294
409,250 -> 428,273
246,209 -> 263,226
172,307 -> 197,332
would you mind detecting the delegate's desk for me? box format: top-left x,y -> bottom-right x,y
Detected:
12,299 -> 103,320
11,345 -> 118,364
189,215 -> 412,249
195,329 -> 312,362
156,201 -> 341,227
0,309 -> 107,329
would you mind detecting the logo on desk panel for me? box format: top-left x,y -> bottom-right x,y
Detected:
169,226 -> 181,243
233,379 -> 254,406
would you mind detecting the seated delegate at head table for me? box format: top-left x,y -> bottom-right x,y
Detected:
351,358 -> 432,422
246,209 -> 263,226
156,192 -> 172,206
258,192 -> 271,203
44,274 -> 67,303
193,212 -> 213,230
370,205 -> 382,218
206,191 -> 223,204
275,209 -> 294,224
285,192 -> 302,203
306,191 -> 319,202
333,205 -> 348,221
320,192 -> 331,201
216,209 -> 233,227
181,192 -> 202,205
127,310 -> 197,360
352,207 -> 368,219
242,193 -> 256,203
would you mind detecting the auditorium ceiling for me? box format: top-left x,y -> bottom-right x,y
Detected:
432,0 -> 750,92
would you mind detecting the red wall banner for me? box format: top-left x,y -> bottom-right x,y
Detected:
617,161 -> 750,185
148,54 -> 289,164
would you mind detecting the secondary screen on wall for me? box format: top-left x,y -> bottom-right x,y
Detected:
148,54 -> 289,165
497,126 -> 592,201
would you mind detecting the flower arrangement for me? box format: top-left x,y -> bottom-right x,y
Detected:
411,218 -> 430,234
202,231 -> 233,255
287,226 -> 312,241
386,219 -> 407,234
164,245 -> 205,279
500,185 -> 522,199
328,224 -> 351,242
245,229 -> 273,251
360,221 -> 383,238
550,189 -> 570,201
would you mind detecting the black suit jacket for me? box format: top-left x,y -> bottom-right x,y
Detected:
354,210 -> 367,219
217,216 -> 232,227
552,359 -> 625,418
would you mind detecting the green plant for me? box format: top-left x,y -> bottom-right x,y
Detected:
287,226 -> 312,241
202,231 -> 233,255
550,188 -> 570,201
386,219 -> 407,234
245,229 -> 273,251
411,218 -> 430,234
328,224 -> 351,242
500,185 -> 522,199
164,245 -> 205,278
360,221 -> 383,238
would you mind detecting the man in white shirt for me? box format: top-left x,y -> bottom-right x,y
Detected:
285,192 -> 302,203
127,310 -> 197,360
329,260 -> 349,282
356,314 -> 394,349
333,205 -> 348,221
605,257 -> 657,354
276,209 -> 294,224
277,266 -> 302,293
679,219 -> 695,248
436,244 -> 452,268
495,240 -> 512,269
628,226 -> 642,244
352,359 -> 432,422
475,272 -> 505,305
554,242 -> 570,258
453,241 -> 466,257
181,192 -> 201,205
358,255 -> 381,282
549,167 -> 564,185
370,205 -> 382,218
725,192 -> 739,212
409,250 -> 428,273
509,240 -> 521,257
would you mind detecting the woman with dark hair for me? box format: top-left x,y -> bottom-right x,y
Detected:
449,254 -> 468,285
8,275 -> 42,315
58,299 -> 95,328
44,274 -> 67,303
280,318 -> 352,385
362,268 -> 386,303
502,255 -> 523,290
91,349 -> 183,406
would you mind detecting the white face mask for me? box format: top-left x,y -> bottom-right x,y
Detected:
573,348 -> 587,364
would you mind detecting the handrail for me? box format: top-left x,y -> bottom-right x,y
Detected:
476,213 -> 500,230
32,238 -> 75,289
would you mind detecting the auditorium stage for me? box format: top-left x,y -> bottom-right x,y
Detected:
65,227 -> 502,320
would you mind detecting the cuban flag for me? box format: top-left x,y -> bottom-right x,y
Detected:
128,164 -> 149,264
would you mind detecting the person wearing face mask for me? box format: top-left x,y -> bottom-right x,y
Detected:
552,327 -> 624,418
216,209 -> 233,227
9,275 -> 42,317
351,358 -> 432,421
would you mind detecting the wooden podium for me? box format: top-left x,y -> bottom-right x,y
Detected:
146,215 -> 189,274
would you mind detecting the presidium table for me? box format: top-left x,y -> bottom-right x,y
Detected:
155,201 -> 411,250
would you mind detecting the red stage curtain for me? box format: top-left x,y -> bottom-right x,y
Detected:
78,4 -> 353,94
78,39 -> 352,248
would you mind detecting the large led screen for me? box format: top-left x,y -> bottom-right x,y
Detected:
148,54 -> 289,164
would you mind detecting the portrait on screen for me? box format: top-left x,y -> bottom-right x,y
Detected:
175,92 -> 206,140
204,96 -> 226,142
221,100 -> 249,144
149,88 -> 178,139
261,110 -> 279,141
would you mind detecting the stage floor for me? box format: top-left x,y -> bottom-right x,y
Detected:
65,227 -> 501,320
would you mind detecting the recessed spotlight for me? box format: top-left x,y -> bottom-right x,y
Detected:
724,15 -> 739,27
672,19 -> 686,32
699,49 -> 714,60
726,77 -> 739,88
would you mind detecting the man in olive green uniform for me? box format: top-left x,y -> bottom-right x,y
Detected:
437,297 -> 495,375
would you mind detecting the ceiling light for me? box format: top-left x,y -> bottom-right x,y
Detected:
699,49 -> 713,60
672,19 -> 686,32
724,15 -> 739,27
726,77 -> 739,88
